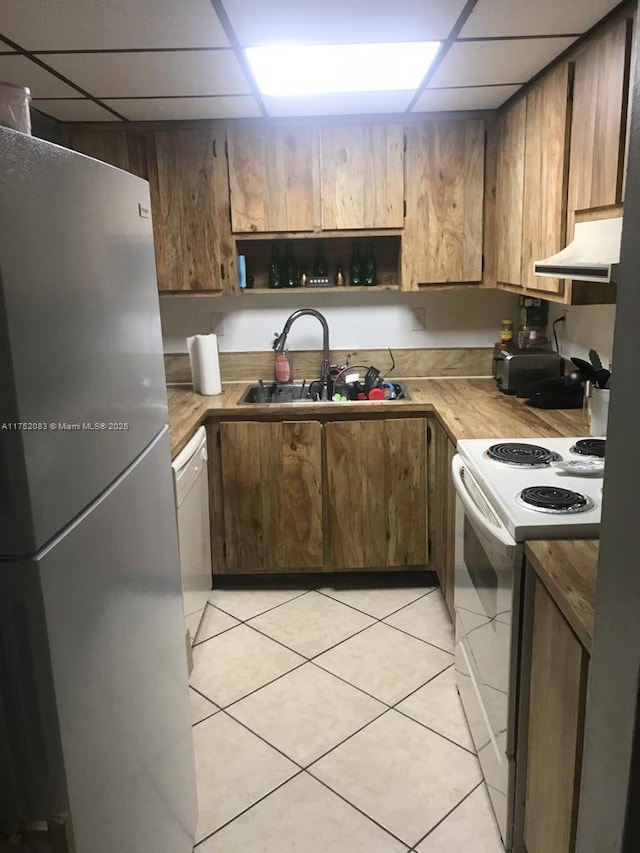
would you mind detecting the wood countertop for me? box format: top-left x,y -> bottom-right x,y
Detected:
525,540 -> 599,652
167,377 -> 596,647
167,377 -> 590,458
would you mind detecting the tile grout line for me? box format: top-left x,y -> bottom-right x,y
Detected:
219,709 -> 307,771
410,779 -> 485,850
192,768 -> 306,848
304,767 -> 413,849
207,588 -> 312,623
200,659 -> 308,713
313,585 -> 437,621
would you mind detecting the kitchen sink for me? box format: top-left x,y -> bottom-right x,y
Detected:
237,381 -> 410,404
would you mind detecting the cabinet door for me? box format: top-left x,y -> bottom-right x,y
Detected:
147,129 -> 235,293
320,124 -> 404,230
521,63 -> 572,295
567,16 -> 632,235
227,126 -> 318,232
325,418 -> 428,570
403,120 -> 484,287
428,420 -> 456,618
524,577 -> 588,853
220,421 -> 324,572
66,129 -> 148,178
496,99 -> 527,288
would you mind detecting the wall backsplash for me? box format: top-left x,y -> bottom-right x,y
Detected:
160,289 -> 520,353
549,303 -> 617,369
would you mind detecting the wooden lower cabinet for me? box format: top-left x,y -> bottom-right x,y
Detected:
219,420 -> 324,572
523,576 -> 589,853
215,415 -> 431,574
325,418 -> 428,570
427,420 -> 456,617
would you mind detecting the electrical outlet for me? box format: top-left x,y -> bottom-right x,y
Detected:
209,313 -> 225,336
411,308 -> 426,331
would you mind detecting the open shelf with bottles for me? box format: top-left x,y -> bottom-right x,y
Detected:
235,233 -> 401,292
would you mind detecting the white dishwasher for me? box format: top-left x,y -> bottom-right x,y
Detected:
171,426 -> 212,644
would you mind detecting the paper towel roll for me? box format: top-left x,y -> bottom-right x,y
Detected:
187,334 -> 222,396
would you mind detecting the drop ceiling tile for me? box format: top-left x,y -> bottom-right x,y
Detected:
413,84 -> 522,112
461,0 -> 621,38
106,96 -> 262,121
429,37 -> 577,88
44,50 -> 251,98
31,99 -> 121,121
225,0 -> 467,45
263,90 -> 413,117
0,0 -> 228,49
0,54 -> 80,97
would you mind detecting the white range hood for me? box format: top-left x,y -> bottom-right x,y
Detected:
533,216 -> 622,283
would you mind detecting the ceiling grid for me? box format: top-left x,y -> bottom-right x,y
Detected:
0,0 -> 624,122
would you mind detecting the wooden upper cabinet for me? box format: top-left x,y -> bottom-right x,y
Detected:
147,129 -> 235,293
325,418 -> 428,570
219,421 -> 324,573
521,63 -> 572,296
66,129 -> 148,178
567,15 -> 632,235
496,99 -> 526,289
402,120 -> 484,288
227,126 -> 318,232
320,124 -> 404,230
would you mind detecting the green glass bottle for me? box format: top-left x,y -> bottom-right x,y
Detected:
268,243 -> 282,289
363,242 -> 377,286
284,243 -> 298,288
349,242 -> 362,286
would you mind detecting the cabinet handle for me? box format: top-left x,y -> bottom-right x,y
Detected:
220,263 -> 225,279
212,139 -> 217,158
403,199 -> 407,218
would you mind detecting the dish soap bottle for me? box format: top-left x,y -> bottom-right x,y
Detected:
274,333 -> 292,384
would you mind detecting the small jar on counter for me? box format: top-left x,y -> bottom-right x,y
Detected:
501,319 -> 514,344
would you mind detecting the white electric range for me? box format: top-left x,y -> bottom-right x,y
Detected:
451,436 -> 604,850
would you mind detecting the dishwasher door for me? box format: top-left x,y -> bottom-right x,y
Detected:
172,426 -> 212,643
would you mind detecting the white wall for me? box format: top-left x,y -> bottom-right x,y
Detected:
549,302 -> 617,369
160,289 -> 520,353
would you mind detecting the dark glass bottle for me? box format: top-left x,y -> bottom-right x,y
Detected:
283,242 -> 298,288
313,241 -> 328,276
363,242 -> 377,286
349,242 -> 362,286
268,244 -> 282,289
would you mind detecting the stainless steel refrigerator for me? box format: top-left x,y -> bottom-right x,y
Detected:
0,128 -> 197,852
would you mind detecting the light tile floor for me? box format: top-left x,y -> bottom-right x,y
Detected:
189,583 -> 505,852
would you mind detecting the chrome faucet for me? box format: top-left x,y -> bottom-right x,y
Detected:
273,309 -> 331,401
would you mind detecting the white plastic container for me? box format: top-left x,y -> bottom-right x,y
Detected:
0,81 -> 31,134
589,387 -> 610,436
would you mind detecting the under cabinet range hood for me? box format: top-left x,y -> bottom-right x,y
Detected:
533,216 -> 623,283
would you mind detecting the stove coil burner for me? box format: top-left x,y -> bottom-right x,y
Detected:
571,438 -> 606,458
485,442 -> 559,468
517,486 -> 594,514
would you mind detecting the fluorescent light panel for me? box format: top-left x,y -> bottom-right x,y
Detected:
245,42 -> 441,96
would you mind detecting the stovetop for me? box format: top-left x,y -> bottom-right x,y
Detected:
456,436 -> 604,541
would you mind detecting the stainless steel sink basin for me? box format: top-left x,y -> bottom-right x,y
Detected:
237,381 -> 410,404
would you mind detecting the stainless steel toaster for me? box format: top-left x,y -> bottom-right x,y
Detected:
494,349 -> 563,395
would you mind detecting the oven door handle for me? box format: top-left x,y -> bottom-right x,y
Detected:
451,455 -> 515,547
